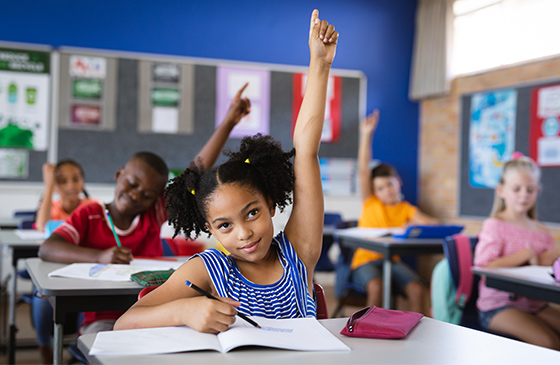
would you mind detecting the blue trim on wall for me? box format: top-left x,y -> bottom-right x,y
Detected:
1,0 -> 420,203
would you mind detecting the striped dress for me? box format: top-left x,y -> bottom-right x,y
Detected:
191,231 -> 317,319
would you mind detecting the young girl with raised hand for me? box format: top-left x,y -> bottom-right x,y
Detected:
474,154 -> 560,350
35,159 -> 96,232
115,9 -> 338,333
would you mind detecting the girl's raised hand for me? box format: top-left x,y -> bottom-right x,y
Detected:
42,162 -> 56,190
309,9 -> 339,65
223,82 -> 251,126
360,110 -> 380,136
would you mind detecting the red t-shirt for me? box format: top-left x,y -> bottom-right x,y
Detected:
54,199 -> 167,325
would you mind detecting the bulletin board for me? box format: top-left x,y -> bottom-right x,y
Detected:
459,80 -> 560,224
52,47 -> 365,185
0,42 -> 52,181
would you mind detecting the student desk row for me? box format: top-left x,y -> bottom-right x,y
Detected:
334,229 -> 444,309
77,316 -> 560,364
0,230 -> 43,364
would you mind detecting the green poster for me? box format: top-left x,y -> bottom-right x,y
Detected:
152,88 -> 180,106
0,48 -> 50,74
73,79 -> 103,99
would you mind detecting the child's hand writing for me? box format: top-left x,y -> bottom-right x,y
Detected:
360,110 -> 380,137
223,82 -> 251,127
309,9 -> 339,65
181,296 -> 240,334
97,246 -> 132,264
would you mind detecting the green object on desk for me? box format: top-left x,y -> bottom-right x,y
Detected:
131,269 -> 175,286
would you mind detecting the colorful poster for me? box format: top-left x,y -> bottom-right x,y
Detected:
319,158 -> 356,195
530,84 -> 560,167
292,74 -> 341,142
469,89 -> 517,188
0,148 -> 28,178
0,47 -> 50,150
215,66 -> 270,138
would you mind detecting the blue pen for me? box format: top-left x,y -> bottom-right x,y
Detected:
185,280 -> 261,328
105,209 -> 122,247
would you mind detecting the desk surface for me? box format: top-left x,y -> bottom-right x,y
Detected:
78,317 -> 560,364
0,230 -> 44,247
0,217 -> 23,230
473,265 -> 560,304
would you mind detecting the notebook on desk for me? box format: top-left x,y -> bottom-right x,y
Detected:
392,225 -> 464,239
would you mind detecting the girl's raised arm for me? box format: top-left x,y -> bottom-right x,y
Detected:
284,9 -> 338,275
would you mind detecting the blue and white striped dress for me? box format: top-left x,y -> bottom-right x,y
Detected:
190,231 -> 317,319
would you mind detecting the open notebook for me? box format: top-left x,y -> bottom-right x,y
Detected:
89,317 -> 350,355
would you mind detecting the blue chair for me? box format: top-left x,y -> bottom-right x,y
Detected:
14,210 -> 36,229
331,220 -> 365,317
316,213 -> 343,272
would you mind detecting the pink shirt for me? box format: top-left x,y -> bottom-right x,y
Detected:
474,217 -> 555,312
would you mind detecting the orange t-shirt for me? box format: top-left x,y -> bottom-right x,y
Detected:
51,198 -> 97,221
350,195 -> 417,269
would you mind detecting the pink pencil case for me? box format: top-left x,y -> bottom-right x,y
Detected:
553,258 -> 560,282
340,306 -> 423,339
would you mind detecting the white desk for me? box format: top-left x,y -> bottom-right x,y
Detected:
77,317 -> 560,364
0,230 -> 43,364
25,257 -> 188,365
335,228 -> 443,308
473,265 -> 560,304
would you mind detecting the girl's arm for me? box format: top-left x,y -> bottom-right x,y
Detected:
35,163 -> 56,232
485,248 -> 538,268
114,257 -> 239,333
409,210 -> 439,225
358,111 -> 379,201
284,9 -> 338,279
192,83 -> 250,170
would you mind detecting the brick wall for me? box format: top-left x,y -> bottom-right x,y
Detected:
419,56 -> 560,241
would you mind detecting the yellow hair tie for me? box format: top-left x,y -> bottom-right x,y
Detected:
190,189 -> 195,195
245,158 -> 250,164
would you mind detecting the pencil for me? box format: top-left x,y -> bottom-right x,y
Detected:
105,209 -> 122,248
185,280 -> 261,328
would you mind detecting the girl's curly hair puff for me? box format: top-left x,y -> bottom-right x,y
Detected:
165,133 -> 295,239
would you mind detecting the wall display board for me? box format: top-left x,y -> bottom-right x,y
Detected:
12,47 -> 366,193
0,42 -> 52,181
460,80 -> 560,223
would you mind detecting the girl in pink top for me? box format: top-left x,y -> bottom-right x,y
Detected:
474,154 -> 560,350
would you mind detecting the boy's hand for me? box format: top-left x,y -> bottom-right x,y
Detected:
360,110 -> 380,136
309,9 -> 339,65
223,83 -> 251,126
97,246 -> 132,264
182,296 -> 240,334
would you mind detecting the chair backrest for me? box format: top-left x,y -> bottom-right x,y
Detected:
314,282 -> 329,320
324,212 -> 343,227
45,220 -> 64,238
162,237 -> 205,257
442,234 -> 479,307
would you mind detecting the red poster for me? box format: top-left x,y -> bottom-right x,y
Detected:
530,84 -> 560,167
292,74 -> 341,142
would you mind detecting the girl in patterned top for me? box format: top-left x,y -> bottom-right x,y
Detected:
474,154 -> 560,350
115,9 -> 338,334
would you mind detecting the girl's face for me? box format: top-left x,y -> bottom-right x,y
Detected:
372,176 -> 402,205
205,183 -> 276,263
497,169 -> 539,216
55,164 -> 84,201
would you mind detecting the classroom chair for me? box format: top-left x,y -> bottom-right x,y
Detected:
431,234 -> 481,330
161,237 -> 205,257
138,283 -> 329,320
331,220 -> 366,317
316,212 -> 343,272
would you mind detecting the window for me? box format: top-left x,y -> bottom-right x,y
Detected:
452,0 -> 560,76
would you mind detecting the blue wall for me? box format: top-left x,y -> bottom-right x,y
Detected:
2,0 -> 420,203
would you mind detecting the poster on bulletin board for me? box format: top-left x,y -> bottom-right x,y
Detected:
291,74 -> 341,142
530,84 -> 560,167
0,46 -> 51,151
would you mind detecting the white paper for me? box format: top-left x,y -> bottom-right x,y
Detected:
14,229 -> 46,240
152,106 -> 178,133
336,227 -> 404,239
48,259 -> 184,281
90,317 -> 350,356
495,265 -> 557,283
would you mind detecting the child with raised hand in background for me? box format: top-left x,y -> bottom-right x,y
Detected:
35,159 -> 96,232
38,83 -> 251,336
474,154 -> 560,350
351,110 -> 437,314
33,159 -> 96,363
114,9 -> 338,333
